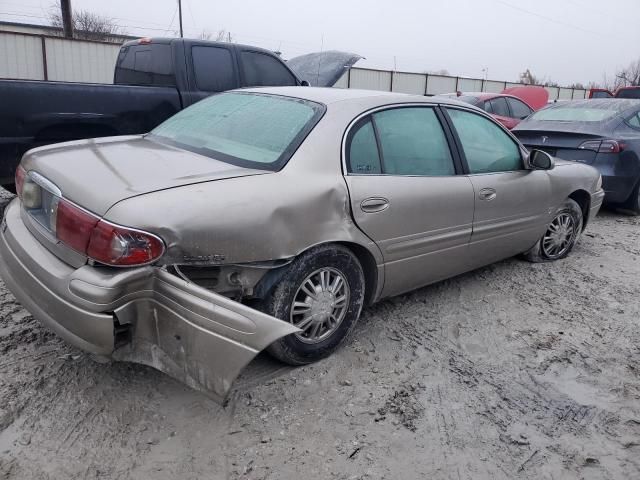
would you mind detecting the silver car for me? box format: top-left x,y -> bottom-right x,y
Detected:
0,87 -> 604,402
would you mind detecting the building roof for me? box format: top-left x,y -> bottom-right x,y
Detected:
0,20 -> 137,43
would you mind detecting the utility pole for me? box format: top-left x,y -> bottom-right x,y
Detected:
60,0 -> 73,38
178,0 -> 183,38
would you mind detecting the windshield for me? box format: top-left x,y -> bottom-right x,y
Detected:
150,92 -> 325,170
528,104 -> 619,122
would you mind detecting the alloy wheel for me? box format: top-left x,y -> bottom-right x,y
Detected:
542,212 -> 577,259
289,267 -> 350,344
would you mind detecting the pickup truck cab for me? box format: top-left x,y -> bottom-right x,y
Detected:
0,37 -> 305,188
588,87 -> 640,99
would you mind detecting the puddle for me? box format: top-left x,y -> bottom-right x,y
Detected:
537,363 -> 615,409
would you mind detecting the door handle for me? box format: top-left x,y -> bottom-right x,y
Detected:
360,197 -> 390,213
478,188 -> 497,201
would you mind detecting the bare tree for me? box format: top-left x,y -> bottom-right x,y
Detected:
615,58 -> 640,87
49,3 -> 124,42
199,29 -> 233,42
518,69 -> 540,85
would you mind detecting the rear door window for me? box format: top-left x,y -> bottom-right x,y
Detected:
347,119 -> 382,174
507,98 -> 533,119
372,107 -> 455,176
114,44 -> 175,86
483,101 -> 494,114
487,97 -> 510,117
240,51 -> 297,87
191,46 -> 237,92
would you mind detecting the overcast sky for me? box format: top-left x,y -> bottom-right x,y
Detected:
2,0 -> 638,86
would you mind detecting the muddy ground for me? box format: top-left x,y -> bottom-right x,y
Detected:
0,190 -> 638,480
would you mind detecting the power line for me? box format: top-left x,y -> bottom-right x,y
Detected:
163,6 -> 178,36
490,0 -> 623,41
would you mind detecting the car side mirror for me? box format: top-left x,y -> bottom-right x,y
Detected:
529,149 -> 555,170
300,80 -> 310,87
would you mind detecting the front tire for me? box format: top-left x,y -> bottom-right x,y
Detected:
263,245 -> 365,365
524,198 -> 583,263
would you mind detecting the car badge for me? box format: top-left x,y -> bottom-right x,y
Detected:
541,136 -> 548,144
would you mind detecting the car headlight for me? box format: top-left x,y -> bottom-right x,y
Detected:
596,174 -> 603,191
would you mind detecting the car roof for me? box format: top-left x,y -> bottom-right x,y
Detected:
122,37 -> 280,57
238,86 -> 475,108
454,92 -> 526,102
546,98 -> 640,115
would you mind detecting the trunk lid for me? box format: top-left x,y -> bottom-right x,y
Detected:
21,135 -> 270,215
513,123 -> 609,164
501,86 -> 549,111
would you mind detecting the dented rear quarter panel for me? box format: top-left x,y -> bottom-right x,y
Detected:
102,97 -> 387,293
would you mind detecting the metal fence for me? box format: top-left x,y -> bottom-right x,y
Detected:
333,67 -> 588,101
0,29 -> 588,100
0,30 -> 120,83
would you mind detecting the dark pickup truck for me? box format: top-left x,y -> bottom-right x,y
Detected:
0,37 -> 310,188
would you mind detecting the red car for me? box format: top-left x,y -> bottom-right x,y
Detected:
439,86 -> 549,129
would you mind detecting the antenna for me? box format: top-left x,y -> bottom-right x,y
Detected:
316,34 -> 324,87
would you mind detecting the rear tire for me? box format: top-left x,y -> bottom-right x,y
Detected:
621,179 -> 640,215
524,198 -> 583,263
262,245 -> 365,366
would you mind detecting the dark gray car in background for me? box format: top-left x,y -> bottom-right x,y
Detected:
513,99 -> 640,213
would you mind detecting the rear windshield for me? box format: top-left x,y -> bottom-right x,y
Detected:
150,92 -> 325,170
616,89 -> 640,99
529,104 -> 619,122
455,95 -> 480,105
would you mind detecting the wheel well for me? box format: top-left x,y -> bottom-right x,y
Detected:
569,189 -> 591,230
252,242 -> 379,305
335,241 -> 379,306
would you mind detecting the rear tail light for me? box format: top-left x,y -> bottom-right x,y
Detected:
578,139 -> 625,153
55,200 -> 99,253
54,197 -> 165,266
87,220 -> 165,266
15,165 -> 26,197
19,171 -> 165,266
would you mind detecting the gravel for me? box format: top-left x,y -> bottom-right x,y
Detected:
0,191 -> 639,479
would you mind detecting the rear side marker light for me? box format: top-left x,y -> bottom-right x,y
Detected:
578,140 -> 625,153
15,165 -> 26,198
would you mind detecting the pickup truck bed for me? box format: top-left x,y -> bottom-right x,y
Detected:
0,37 -> 306,188
0,80 -> 182,185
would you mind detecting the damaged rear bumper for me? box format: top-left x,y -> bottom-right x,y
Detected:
0,199 -> 298,403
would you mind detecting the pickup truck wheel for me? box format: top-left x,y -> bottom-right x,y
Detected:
263,245 -> 365,366
523,199 -> 583,263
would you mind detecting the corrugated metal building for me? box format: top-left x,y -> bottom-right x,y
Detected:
0,21 -> 588,99
0,21 -> 133,84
